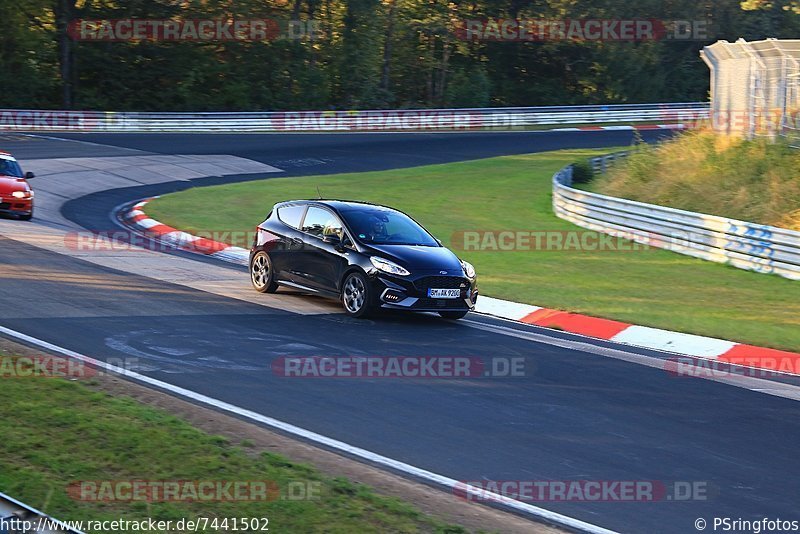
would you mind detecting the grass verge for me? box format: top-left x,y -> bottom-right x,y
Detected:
594,130 -> 800,229
0,357 -> 465,534
146,149 -> 800,351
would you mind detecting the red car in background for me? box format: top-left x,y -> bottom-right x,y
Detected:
0,152 -> 34,221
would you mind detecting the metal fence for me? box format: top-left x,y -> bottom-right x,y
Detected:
0,102 -> 708,133
552,154 -> 800,281
0,491 -> 83,534
701,38 -> 800,144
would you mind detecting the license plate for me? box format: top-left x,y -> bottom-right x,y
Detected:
428,288 -> 461,299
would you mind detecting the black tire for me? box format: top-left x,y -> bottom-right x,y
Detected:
341,271 -> 373,318
439,310 -> 469,320
19,209 -> 32,221
250,251 -> 279,293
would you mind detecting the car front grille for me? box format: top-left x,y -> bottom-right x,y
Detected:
414,276 -> 467,291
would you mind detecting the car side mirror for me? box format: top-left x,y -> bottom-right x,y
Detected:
25,172 -> 35,180
322,234 -> 341,245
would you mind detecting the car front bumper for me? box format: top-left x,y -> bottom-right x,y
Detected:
368,272 -> 478,312
0,199 -> 32,217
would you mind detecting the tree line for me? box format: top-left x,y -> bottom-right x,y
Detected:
3,0 -> 799,111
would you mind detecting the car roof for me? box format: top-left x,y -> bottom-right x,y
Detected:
278,199 -> 396,212
0,151 -> 16,161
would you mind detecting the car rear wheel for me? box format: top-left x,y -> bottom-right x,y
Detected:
250,251 -> 278,293
342,271 -> 373,318
439,310 -> 469,320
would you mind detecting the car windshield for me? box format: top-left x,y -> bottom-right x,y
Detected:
0,158 -> 23,178
340,207 -> 438,246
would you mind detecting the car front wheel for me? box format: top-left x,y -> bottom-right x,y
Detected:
250,251 -> 279,293
341,271 -> 373,318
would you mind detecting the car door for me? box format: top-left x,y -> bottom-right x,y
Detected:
269,204 -> 307,282
296,206 -> 350,292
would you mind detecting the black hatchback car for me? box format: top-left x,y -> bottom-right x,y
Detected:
249,200 -> 478,319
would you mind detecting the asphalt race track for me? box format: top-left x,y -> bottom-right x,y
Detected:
2,130 -> 799,533
46,130 -> 664,175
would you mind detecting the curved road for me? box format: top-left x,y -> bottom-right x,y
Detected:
1,130 -> 799,533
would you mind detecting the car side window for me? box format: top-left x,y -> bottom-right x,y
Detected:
277,205 -> 306,229
302,207 -> 344,239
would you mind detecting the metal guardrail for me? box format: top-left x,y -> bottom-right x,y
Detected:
0,491 -> 83,534
553,154 -> 800,280
0,102 -> 709,132
589,151 -> 629,174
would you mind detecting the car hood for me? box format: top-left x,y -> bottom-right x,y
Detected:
0,175 -> 29,195
365,244 -> 464,274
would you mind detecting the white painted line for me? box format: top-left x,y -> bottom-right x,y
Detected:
210,247 -> 249,264
611,326 -> 736,359
474,296 -> 541,321
460,319 -> 800,400
0,491 -> 85,534
0,324 -> 617,534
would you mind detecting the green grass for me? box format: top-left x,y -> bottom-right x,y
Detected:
147,149 -> 800,351
0,373 -> 465,533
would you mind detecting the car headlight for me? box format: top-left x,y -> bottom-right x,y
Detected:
370,256 -> 410,276
12,191 -> 32,199
460,260 -> 476,279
